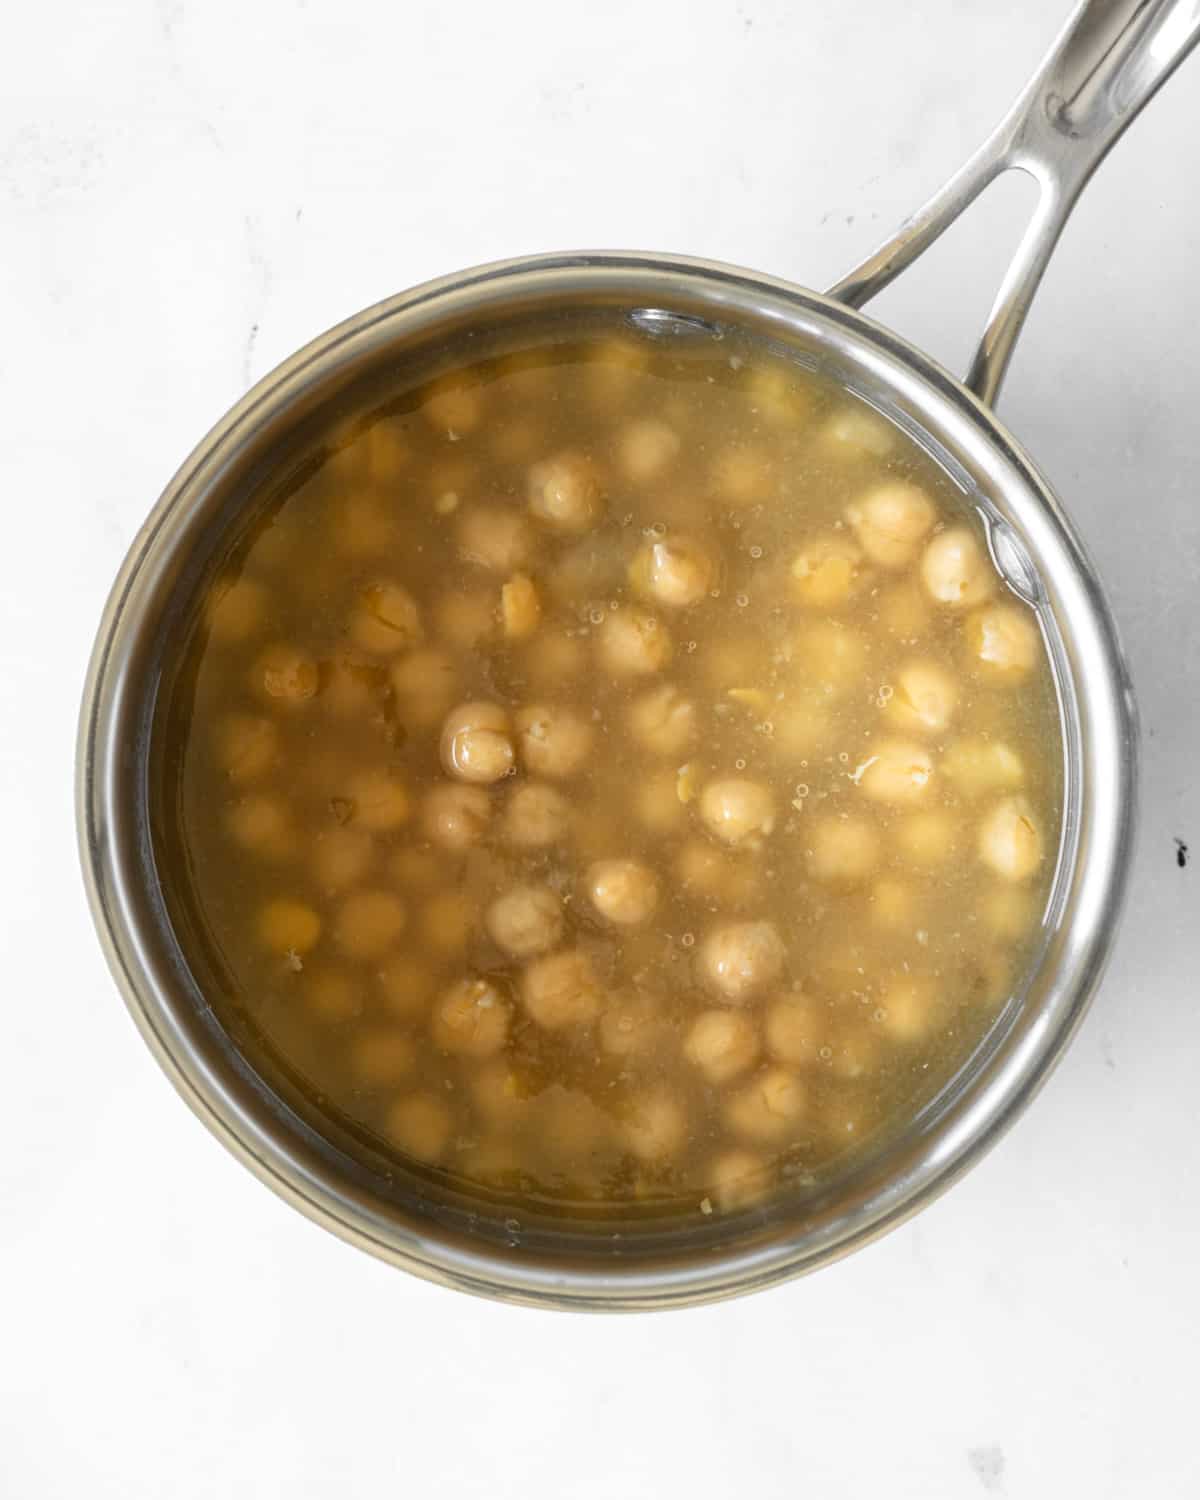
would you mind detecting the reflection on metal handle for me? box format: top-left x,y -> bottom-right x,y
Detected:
828,0 -> 1200,406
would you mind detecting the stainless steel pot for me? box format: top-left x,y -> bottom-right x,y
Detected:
77,0 -> 1198,1309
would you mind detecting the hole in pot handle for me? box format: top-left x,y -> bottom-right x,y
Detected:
827,0 -> 1200,408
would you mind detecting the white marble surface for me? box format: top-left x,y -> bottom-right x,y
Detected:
3,1 -> 1198,1495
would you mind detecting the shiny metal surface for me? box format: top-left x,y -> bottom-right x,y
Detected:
77,0 -> 1190,1310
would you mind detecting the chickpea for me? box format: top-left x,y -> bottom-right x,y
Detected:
920,527 -> 994,608
792,621 -> 868,700
513,703 -> 593,779
227,795 -> 292,858
966,602 -> 1040,677
630,535 -> 714,609
771,702 -> 831,760
684,1009 -> 760,1083
765,994 -> 825,1066
472,1061 -> 528,1124
434,590 -> 494,649
599,992 -> 664,1058
422,378 -> 482,435
378,954 -> 436,1019
790,534 -> 864,609
385,1091 -> 453,1163
389,847 -> 443,890
619,417 -> 681,481
431,976 -> 511,1056
846,481 -> 936,568
942,738 -> 1024,796
455,504 -> 534,573
712,444 -> 771,507
858,740 -> 934,805
216,714 -> 279,784
587,858 -> 659,926
334,888 -> 407,961
500,574 -> 541,640
527,450 -> 603,533
706,1149 -> 769,1211
390,647 -> 459,729
330,492 -> 395,558
886,660 -> 958,736
622,1088 -> 687,1162
440,701 -> 514,784
675,840 -> 761,907
806,815 -> 880,883
207,575 -> 266,643
350,1028 -> 416,1085
627,683 -> 696,757
485,883 -> 564,957
421,889 -> 472,953
868,876 -> 917,930
726,1067 -> 806,1142
896,810 -> 957,865
979,796 -> 1043,881
699,921 -> 785,1003
320,655 -> 384,718
347,768 -> 411,831
501,781 -> 571,849
820,404 -> 894,459
699,777 -> 775,846
351,582 -> 423,654
258,898 -> 321,956
878,976 -> 936,1041
304,966 -> 361,1022
422,782 -> 491,852
256,644 -> 319,703
597,606 -> 672,677
521,949 -> 601,1029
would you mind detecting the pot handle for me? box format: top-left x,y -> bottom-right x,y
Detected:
827,0 -> 1200,407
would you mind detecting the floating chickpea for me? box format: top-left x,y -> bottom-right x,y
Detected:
521,949 -> 601,1029
979,796 -> 1043,881
501,781 -> 571,849
887,660 -> 958,735
377,955 -> 436,1019
618,417 -> 681,482
334,888 -> 407,961
485,883 -> 564,957
346,768 -> 411,830
350,1028 -> 416,1085
712,444 -> 771,507
456,504 -> 534,573
941,738 -> 1024,796
630,535 -> 714,609
858,740 -> 934,805
304,966 -> 361,1022
627,684 -> 696,756
385,1091 -> 453,1163
706,1149 -> 770,1211
820,404 -> 894,458
597,605 -> 672,677
207,575 -> 266,643
390,647 -> 459,728
699,777 -> 775,847
599,992 -> 664,1058
256,643 -> 319,703
765,994 -> 824,1066
351,582 -> 423,654
513,703 -> 593,779
868,876 -> 918,930
684,1009 -> 760,1084
527,450 -> 603,533
216,714 -> 279,783
847,481 -> 936,568
877,977 -> 936,1041
699,921 -> 785,1003
227,795 -> 292,858
258,898 -> 321,956
422,783 -> 491,852
622,1088 -> 687,1162
500,574 -> 541,640
422,377 -> 482,435
440,701 -> 514,784
806,815 -> 880,883
587,858 -> 659,926
790,534 -> 864,609
726,1068 -> 806,1142
431,976 -> 511,1057
920,527 -> 995,608
966,602 -> 1039,677
434,589 -> 494,649
896,810 -> 957,865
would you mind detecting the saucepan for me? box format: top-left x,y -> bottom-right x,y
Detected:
77,0 -> 1198,1308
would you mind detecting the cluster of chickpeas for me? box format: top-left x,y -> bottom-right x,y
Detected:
179,332 -> 1060,1216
